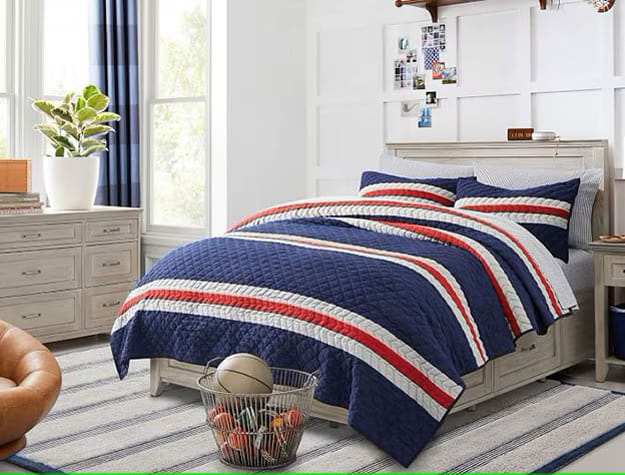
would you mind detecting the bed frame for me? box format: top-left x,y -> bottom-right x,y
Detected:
149,139 -> 611,422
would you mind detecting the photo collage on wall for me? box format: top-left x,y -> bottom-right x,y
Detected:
393,23 -> 457,129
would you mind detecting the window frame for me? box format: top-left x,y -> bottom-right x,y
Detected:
140,0 -> 212,237
0,0 -> 16,156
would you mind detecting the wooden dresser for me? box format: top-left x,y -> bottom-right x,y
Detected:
0,206 -> 141,343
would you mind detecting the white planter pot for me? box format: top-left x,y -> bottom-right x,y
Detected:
43,156 -> 100,210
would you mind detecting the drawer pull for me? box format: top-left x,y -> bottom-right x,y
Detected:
102,300 -> 121,309
21,232 -> 42,240
21,312 -> 42,320
521,343 -> 537,353
102,261 -> 121,268
21,269 -> 42,276
102,227 -> 122,234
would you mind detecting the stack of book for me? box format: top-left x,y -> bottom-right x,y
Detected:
0,192 -> 44,215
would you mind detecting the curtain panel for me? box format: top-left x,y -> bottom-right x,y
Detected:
90,0 -> 141,207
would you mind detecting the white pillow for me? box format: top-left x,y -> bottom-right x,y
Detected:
380,154 -> 474,178
474,163 -> 603,250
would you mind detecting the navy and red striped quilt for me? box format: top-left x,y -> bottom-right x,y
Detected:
110,197 -> 577,466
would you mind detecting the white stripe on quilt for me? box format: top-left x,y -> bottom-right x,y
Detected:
455,196 -> 571,211
226,230 -> 487,365
114,280 -> 463,420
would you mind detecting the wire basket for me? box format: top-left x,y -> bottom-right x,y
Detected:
197,358 -> 319,470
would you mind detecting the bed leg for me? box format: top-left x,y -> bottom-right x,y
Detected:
538,377 -> 548,383
467,405 -> 477,412
329,422 -> 340,429
150,359 -> 164,397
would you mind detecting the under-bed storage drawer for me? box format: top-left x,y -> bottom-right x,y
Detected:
494,325 -> 560,391
459,364 -> 493,407
0,290 -> 81,337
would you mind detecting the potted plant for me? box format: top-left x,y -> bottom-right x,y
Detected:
31,85 -> 120,210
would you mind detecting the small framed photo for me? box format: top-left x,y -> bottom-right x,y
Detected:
442,67 -> 457,85
398,36 -> 410,52
413,73 -> 426,90
425,91 -> 438,107
432,60 -> 445,80
418,107 -> 432,128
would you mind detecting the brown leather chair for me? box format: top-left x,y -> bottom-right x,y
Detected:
0,321 -> 62,460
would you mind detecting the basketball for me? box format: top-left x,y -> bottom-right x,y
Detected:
213,353 -> 274,395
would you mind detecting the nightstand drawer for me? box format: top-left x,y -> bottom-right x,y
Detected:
0,223 -> 81,249
604,255 -> 625,286
85,243 -> 138,287
84,283 -> 133,330
0,290 -> 81,337
86,219 -> 138,243
0,248 -> 81,297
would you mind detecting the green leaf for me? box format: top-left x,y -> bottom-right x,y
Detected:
55,146 -> 65,157
61,123 -> 80,139
82,85 -> 100,100
31,100 -> 56,119
80,138 -> 107,149
76,96 -> 86,111
93,112 -> 121,123
87,93 -> 110,112
84,124 -> 115,138
52,135 -> 75,152
51,107 -> 74,124
82,144 -> 108,156
33,124 -> 58,140
76,107 -> 98,123
62,91 -> 74,104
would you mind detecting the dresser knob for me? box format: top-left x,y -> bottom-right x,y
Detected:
102,300 -> 121,309
102,227 -> 121,234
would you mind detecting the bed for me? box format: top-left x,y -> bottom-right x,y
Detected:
112,139 -> 610,465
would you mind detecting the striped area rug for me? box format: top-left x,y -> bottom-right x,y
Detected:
9,346 -> 625,473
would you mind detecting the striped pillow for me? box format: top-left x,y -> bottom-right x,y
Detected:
359,171 -> 460,207
455,177 -> 580,262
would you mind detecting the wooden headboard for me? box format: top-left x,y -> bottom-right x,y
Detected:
385,140 -> 612,239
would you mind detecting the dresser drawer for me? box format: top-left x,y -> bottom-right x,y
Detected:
494,325 -> 560,391
84,283 -> 133,330
85,243 -> 139,287
86,219 -> 138,243
0,222 -> 81,249
604,255 -> 625,286
0,290 -> 81,338
0,248 -> 81,298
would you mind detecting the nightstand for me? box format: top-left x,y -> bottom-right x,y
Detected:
590,241 -> 625,382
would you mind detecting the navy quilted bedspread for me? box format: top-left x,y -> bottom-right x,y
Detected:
111,198 -> 577,466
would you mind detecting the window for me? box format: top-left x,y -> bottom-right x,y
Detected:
0,0 -> 10,156
43,0 -> 91,97
144,0 -> 210,232
1,0 -> 91,177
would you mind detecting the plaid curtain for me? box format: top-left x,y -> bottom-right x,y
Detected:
90,0 -> 141,207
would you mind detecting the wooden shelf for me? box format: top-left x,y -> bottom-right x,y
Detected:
395,0 -> 485,22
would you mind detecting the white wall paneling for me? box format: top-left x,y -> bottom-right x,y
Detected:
307,0 -> 625,231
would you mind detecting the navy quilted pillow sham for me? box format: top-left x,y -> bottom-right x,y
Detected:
359,171 -> 461,207
455,177 -> 580,262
